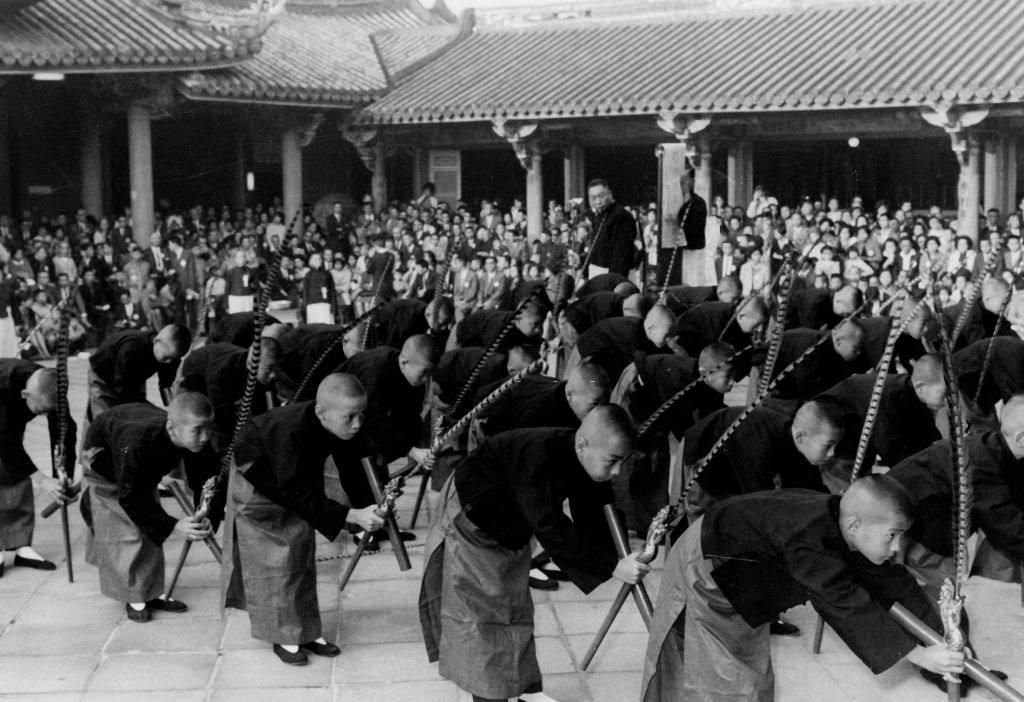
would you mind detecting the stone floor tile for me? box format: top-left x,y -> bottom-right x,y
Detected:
335,606 -> 425,645
170,586 -> 227,618
87,652 -> 217,691
334,681 -> 459,702
566,632 -> 646,672
220,615 -> 263,651
0,621 -> 114,656
338,578 -> 422,611
546,578 -> 621,602
16,594 -> 124,626
210,687 -> 333,702
0,592 -> 33,626
539,672 -> 590,700
334,641 -> 442,683
214,649 -> 333,688
536,636 -> 577,674
0,695 -> 81,702
553,600 -> 646,635
583,670 -> 643,702
0,655 -> 96,694
82,692 -> 207,702
534,602 -> 560,637
105,616 -> 225,653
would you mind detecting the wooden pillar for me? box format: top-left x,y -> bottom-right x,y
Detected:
127,103 -> 154,247
371,141 -> 387,208
695,135 -> 712,203
1005,136 -> 1019,214
526,144 -> 543,241
726,140 -> 753,208
0,94 -> 11,216
563,143 -> 585,205
958,135 -> 981,242
281,127 -> 303,221
984,137 -> 1000,214
80,108 -> 103,218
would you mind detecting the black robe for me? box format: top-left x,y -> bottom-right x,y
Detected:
368,298 -> 429,350
701,490 -> 942,673
587,202 -> 639,276
889,432 -> 1024,562
178,343 -> 273,441
767,328 -> 870,410
673,301 -> 749,358
0,359 -> 76,486
89,329 -> 178,402
83,403 -> 217,545
563,292 -> 624,334
339,347 -> 425,461
629,352 -> 723,440
277,323 -> 347,401
576,272 -> 629,298
234,402 -> 375,540
660,285 -> 718,316
476,375 -> 578,437
456,309 -> 539,354
954,336 -> 1024,411
453,427 -> 618,592
682,406 -> 826,499
943,297 -> 1014,351
210,311 -> 282,349
816,373 -> 939,468
786,288 -> 838,330
577,316 -> 664,382
433,346 -> 508,409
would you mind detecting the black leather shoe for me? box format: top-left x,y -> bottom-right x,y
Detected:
147,597 -> 188,613
769,619 -> 800,637
528,573 -> 559,591
14,555 -> 56,571
0,560 -> 4,578
300,640 -> 341,657
921,667 -> 1008,693
538,566 -> 571,582
354,533 -> 380,553
125,604 -> 151,623
273,644 -> 308,666
398,531 -> 416,542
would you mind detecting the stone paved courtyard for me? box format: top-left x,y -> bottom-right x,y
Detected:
2,358 -> 1023,701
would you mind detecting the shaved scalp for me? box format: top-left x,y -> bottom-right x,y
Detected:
578,403 -> 635,451
262,323 -> 287,340
26,367 -> 57,404
168,391 -> 213,423
982,276 -> 1010,296
316,372 -> 366,406
158,324 -> 192,355
738,296 -> 768,320
645,303 -> 675,328
1000,395 -> 1024,441
623,293 -> 652,318
911,353 -> 943,385
258,336 -> 282,361
831,317 -> 865,340
401,334 -> 440,365
833,285 -> 864,312
613,281 -> 639,296
508,344 -> 540,366
717,277 -> 741,297
698,341 -> 735,371
793,399 -> 843,436
841,474 -> 914,525
567,361 -> 611,400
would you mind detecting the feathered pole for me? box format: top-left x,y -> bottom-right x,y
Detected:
360,250 -> 394,351
929,277 -> 973,702
282,306 -> 378,406
849,289 -> 912,481
756,260 -> 796,397
972,252 -> 1024,406
951,234 -> 1003,344
40,305 -> 74,582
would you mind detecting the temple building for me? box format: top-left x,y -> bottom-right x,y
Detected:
1,0 -> 1022,243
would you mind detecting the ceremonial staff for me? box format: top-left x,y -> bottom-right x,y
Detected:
360,250 -> 394,351
282,306 -> 378,406
972,252 -> 1024,406
951,234 -> 1003,344
755,259 -> 795,397
579,504 -> 674,670
38,305 -> 75,582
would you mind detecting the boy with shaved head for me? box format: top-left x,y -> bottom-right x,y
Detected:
815,353 -> 944,471
943,275 -> 1015,350
421,405 -> 649,702
81,392 -> 218,621
449,299 -> 546,354
0,359 -> 77,575
642,476 -> 963,701
954,336 -> 1024,422
223,373 -> 387,665
890,393 -> 1024,585
673,297 -> 767,358
682,400 -> 846,519
276,322 -> 363,402
786,284 -> 863,330
574,303 -> 678,382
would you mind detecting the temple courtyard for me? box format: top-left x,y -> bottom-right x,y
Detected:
2,358 -> 1023,702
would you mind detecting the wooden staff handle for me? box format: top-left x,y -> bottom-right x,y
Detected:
361,457 -> 411,572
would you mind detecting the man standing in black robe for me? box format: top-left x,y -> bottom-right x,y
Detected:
223,374 -> 386,664
659,167 -> 708,288
0,360 -> 76,576
420,405 -> 649,702
81,394 -> 217,622
585,179 -> 640,278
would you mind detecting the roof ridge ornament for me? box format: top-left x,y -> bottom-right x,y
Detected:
491,118 -> 538,170
919,104 -> 989,167
155,0 -> 285,40
656,111 -> 711,165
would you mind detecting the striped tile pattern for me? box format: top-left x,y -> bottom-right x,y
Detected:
358,0 -> 1024,124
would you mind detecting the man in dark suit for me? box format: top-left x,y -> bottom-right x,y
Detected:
714,241 -> 743,282
112,290 -> 145,330
325,202 -> 351,260
586,179 -> 641,278
660,166 -> 708,287
143,232 -> 169,288
111,215 -> 132,255
167,234 -> 198,329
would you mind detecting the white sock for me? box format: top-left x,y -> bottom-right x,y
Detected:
313,637 -> 327,645
279,644 -> 299,653
529,568 -> 549,581
128,602 -> 146,611
14,546 -> 44,561
520,692 -> 559,702
158,594 -> 169,601
544,562 -> 562,572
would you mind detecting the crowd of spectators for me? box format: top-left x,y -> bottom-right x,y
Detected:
2,179 -> 1023,359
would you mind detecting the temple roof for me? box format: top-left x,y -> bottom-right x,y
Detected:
356,0 -> 1024,125
179,0 -> 455,107
0,0 -> 266,73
